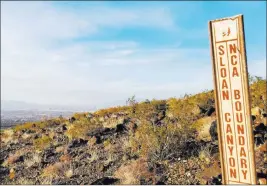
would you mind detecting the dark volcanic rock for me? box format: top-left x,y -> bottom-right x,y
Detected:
90,177 -> 119,185
68,139 -> 88,148
43,147 -> 57,164
69,117 -> 76,123
209,120 -> 218,141
55,124 -> 67,133
0,166 -> 9,181
206,107 -> 215,116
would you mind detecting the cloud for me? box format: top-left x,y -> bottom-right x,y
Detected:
1,1 -> 179,106
1,1 -> 265,108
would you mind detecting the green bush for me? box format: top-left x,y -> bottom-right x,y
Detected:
33,136 -> 52,151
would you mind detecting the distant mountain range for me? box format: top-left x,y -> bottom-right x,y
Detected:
1,96 -> 149,112
1,100 -> 96,112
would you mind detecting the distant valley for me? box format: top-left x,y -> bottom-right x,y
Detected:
1,100 -> 96,129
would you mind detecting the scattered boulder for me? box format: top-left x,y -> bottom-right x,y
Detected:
256,143 -> 267,152
252,107 -> 262,116
193,116 -> 216,142
259,178 -> 267,185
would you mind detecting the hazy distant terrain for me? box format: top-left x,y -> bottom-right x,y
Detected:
1,100 -> 96,129
1,110 -> 75,129
1,100 -> 96,111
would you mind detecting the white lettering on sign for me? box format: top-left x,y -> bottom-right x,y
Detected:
209,15 -> 256,184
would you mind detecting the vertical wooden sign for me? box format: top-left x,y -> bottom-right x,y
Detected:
208,15 -> 257,184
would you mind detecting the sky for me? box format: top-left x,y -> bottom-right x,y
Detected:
1,1 -> 266,109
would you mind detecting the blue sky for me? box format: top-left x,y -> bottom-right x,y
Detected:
1,1 -> 266,108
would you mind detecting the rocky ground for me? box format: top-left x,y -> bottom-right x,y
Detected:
0,79 -> 266,185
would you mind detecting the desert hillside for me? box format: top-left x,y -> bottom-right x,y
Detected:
0,77 -> 266,185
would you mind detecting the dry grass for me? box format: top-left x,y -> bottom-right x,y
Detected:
55,146 -> 66,153
104,153 -> 114,166
89,151 -> 98,163
87,136 -> 97,147
9,168 -> 15,180
1,129 -> 14,144
114,158 -> 155,184
41,162 -> 67,179
3,148 -> 31,166
65,169 -> 73,178
103,139 -> 113,151
24,153 -> 41,168
196,161 -> 221,184
59,154 -> 72,163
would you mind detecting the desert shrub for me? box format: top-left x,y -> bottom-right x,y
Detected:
114,158 -> 155,184
104,153 -> 115,166
126,95 -> 138,106
3,148 -> 32,167
33,136 -> 52,151
41,162 -> 68,179
4,154 -> 22,166
65,118 -> 100,140
87,136 -> 97,146
250,78 -> 266,110
167,98 -> 197,123
13,122 -> 34,132
72,112 -> 87,120
89,151 -> 98,162
94,106 -> 131,117
103,138 -> 112,151
133,99 -> 166,121
24,153 -> 41,168
166,90 -> 214,123
13,120 -> 59,133
129,120 -> 192,162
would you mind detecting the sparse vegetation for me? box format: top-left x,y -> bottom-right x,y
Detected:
0,75 -> 265,185
33,136 -> 52,151
129,119 -> 191,162
41,162 -> 67,179
59,154 -> 72,163
114,158 -> 155,184
13,122 -> 34,132
65,118 -> 100,140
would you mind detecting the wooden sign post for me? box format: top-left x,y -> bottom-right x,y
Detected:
208,15 -> 257,184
